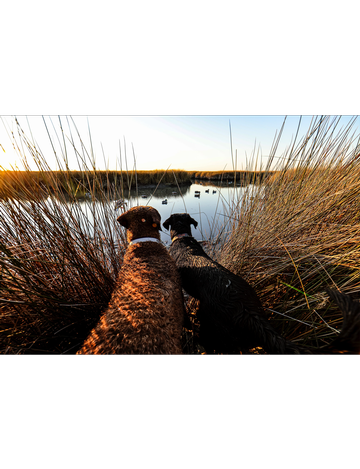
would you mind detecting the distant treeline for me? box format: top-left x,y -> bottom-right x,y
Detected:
0,169 -> 275,199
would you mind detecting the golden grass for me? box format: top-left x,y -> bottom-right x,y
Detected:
0,169 -> 192,199
217,116 -> 360,350
190,170 -> 274,185
0,169 -> 275,200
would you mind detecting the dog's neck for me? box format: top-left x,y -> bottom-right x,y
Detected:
171,233 -> 192,243
129,237 -> 162,246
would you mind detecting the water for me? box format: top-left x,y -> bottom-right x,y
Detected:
1,182 -> 252,247
111,182 -> 249,244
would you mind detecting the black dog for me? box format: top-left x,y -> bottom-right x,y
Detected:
163,213 -> 301,354
324,288 -> 360,353
164,213 -> 360,354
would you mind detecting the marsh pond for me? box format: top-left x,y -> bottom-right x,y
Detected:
75,181 -> 255,244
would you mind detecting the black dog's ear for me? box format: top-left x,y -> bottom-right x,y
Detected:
188,215 -> 198,228
117,211 -> 129,228
163,215 -> 173,231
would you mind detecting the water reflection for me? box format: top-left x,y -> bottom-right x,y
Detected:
112,181 -> 248,244
4,182 -> 250,245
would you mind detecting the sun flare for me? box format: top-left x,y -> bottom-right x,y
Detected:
0,144 -> 20,170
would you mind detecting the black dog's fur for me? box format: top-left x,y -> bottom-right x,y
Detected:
324,288 -> 360,353
163,213 -> 301,354
164,213 -> 360,354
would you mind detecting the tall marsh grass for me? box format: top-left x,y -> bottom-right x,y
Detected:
218,116 -> 360,350
190,170 -> 272,184
0,169 -> 192,200
0,118 -> 129,353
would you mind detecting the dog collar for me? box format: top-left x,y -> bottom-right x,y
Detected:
171,233 -> 191,243
129,237 -> 162,246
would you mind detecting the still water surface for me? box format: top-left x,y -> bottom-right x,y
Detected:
76,182 -> 250,243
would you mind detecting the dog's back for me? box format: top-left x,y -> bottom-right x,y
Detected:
164,213 -> 298,354
169,235 -> 262,308
78,206 -> 184,354
79,242 -> 184,354
170,235 -> 286,353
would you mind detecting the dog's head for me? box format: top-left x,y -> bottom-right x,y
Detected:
163,213 -> 198,239
117,206 -> 162,242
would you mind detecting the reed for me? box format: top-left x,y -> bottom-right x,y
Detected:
0,169 -> 192,200
0,118 -> 128,353
217,116 -> 360,350
191,170 -> 273,185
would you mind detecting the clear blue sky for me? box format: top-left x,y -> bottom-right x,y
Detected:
1,115 -> 358,172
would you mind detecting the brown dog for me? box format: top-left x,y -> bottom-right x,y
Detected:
77,206 -> 184,354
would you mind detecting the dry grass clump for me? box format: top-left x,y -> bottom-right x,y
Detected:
218,116 -> 360,351
0,118 -> 128,353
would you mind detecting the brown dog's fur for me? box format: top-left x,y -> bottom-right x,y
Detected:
77,206 -> 184,354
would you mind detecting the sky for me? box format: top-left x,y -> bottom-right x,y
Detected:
1,115 -> 358,172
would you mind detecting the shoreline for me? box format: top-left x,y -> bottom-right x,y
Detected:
0,169 -> 273,199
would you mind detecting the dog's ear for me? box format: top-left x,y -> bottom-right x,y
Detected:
163,215 -> 173,231
188,215 -> 198,228
117,211 -> 129,228
150,209 -> 162,231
